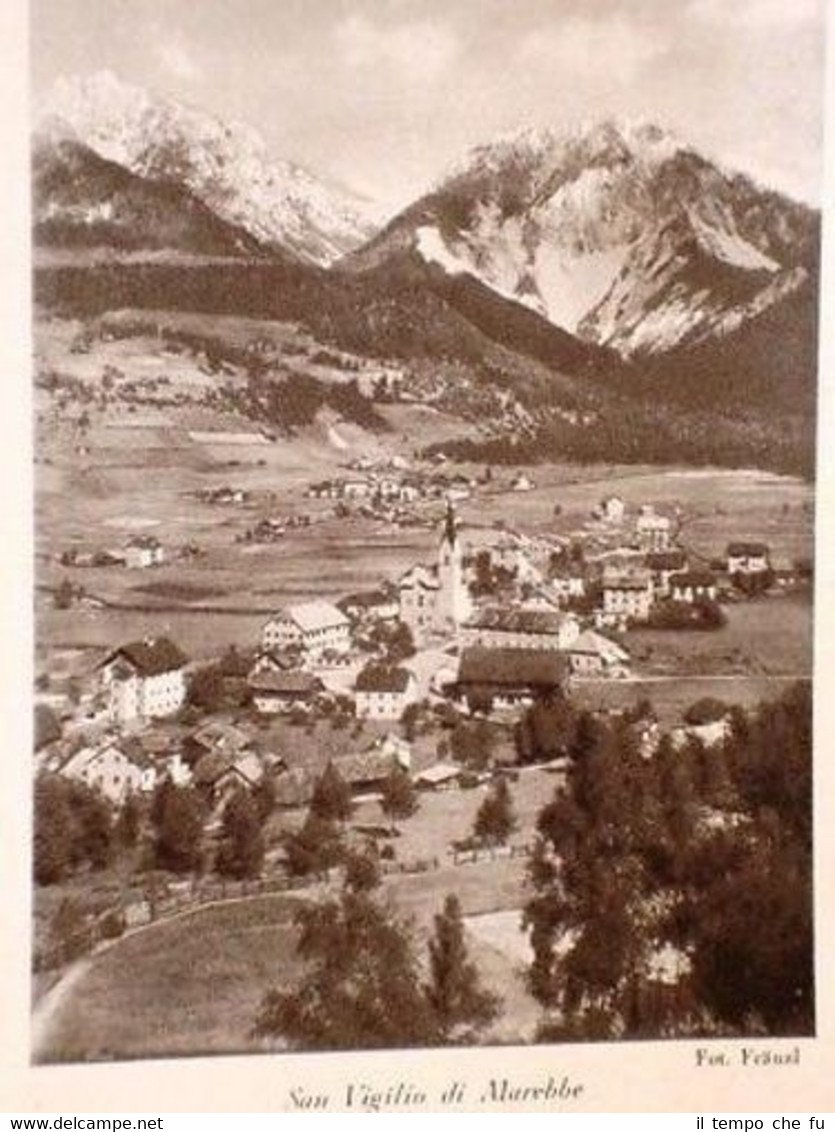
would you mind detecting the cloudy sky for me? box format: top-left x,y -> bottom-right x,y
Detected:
31,0 -> 827,209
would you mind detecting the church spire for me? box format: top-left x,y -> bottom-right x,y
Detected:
442,497 -> 457,546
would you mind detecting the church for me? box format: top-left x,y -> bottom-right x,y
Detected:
398,502 -> 472,644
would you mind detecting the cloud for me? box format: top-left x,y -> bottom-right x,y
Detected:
515,16 -> 663,84
687,0 -> 821,29
154,39 -> 203,82
334,13 -> 459,81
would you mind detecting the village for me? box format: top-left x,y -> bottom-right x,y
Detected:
35,476 -> 804,859
30,312 -> 815,1057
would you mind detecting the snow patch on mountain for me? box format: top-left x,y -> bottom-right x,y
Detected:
689,214 -> 780,273
415,225 -> 469,275
533,244 -> 630,333
367,118 -> 817,357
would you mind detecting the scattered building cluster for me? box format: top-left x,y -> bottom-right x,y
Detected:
37,478 -> 787,831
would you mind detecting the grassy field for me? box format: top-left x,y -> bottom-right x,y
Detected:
628,594 -> 813,678
351,765 -> 561,864
36,765 -> 559,1063
37,895 -> 305,1063
35,312 -> 814,666
571,674 -> 809,729
36,860 -> 543,1063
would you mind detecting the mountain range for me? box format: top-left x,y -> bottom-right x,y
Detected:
37,71 -> 378,266
31,72 -> 820,476
347,120 -> 818,357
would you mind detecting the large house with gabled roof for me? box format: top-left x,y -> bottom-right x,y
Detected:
59,739 -> 157,804
354,663 -> 417,721
261,599 -> 350,660
451,647 -> 566,714
99,637 -> 188,725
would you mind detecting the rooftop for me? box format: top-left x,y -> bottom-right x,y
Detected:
355,664 -> 413,693
463,606 -> 572,636
569,630 -> 630,663
645,550 -> 687,571
670,570 -> 717,587
727,542 -> 770,557
248,670 -> 323,695
270,600 -> 350,633
457,647 -> 566,689
102,637 -> 188,677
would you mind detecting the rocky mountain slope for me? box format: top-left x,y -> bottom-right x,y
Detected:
347,120 -> 818,357
32,132 -> 268,257
37,71 -> 380,266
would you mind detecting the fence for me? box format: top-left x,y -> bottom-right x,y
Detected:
35,842 -> 534,975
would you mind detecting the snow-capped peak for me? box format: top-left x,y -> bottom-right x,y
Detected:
393,116 -> 816,357
36,70 -> 381,265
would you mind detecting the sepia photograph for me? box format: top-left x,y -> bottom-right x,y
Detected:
22,0 -> 826,1086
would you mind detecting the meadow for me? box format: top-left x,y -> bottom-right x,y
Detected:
36,894 -> 304,1063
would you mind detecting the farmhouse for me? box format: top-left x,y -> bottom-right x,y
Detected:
354,664 -> 417,721
183,720 -> 255,768
193,749 -> 264,810
670,570 -> 718,603
343,477 -> 373,500
511,473 -> 535,492
248,670 -> 324,714
598,495 -> 626,523
99,637 -> 188,725
601,567 -> 653,623
635,506 -> 673,551
59,740 -> 156,804
645,550 -> 688,597
332,738 -> 411,798
248,648 -> 296,677
452,647 -> 566,714
124,535 -> 165,569
727,542 -> 771,575
565,630 -> 631,679
459,606 -> 580,652
262,600 -> 351,659
414,762 -> 464,791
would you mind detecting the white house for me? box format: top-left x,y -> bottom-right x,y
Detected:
669,570 -> 718,603
635,506 -> 672,551
601,567 -> 653,623
511,473 -> 535,492
262,600 -> 351,659
354,664 -> 418,721
99,637 -> 188,725
549,572 -> 586,604
645,550 -> 688,597
249,670 -> 324,714
598,496 -> 626,523
726,542 -> 771,575
60,741 -> 156,805
124,535 -> 165,569
565,630 -> 631,679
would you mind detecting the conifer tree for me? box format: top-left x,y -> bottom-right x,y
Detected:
310,762 -> 353,822
473,777 -> 516,846
425,894 -> 500,1039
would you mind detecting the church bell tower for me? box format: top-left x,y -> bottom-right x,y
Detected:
435,499 -> 471,634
